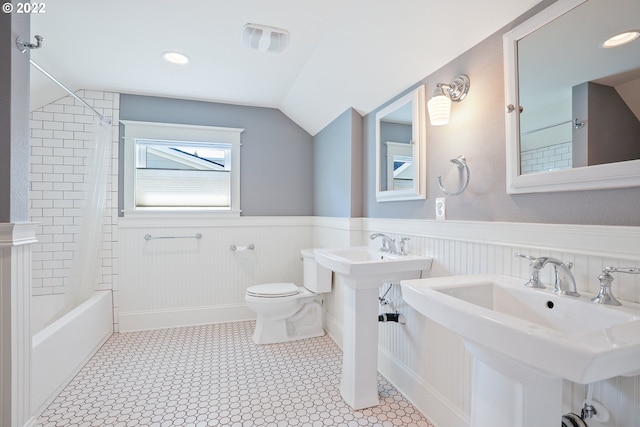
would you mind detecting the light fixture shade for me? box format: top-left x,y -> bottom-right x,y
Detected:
428,95 -> 451,126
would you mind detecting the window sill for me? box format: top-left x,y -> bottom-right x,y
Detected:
119,209 -> 240,223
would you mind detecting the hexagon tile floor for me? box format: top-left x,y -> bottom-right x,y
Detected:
37,321 -> 435,427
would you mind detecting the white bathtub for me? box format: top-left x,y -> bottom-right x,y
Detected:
31,290 -> 113,416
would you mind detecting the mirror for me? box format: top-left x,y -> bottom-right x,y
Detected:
376,84 -> 427,201
504,0 -> 640,193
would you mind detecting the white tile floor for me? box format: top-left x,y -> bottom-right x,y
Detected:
37,321 -> 435,427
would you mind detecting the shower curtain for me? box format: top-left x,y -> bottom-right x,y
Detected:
64,118 -> 112,311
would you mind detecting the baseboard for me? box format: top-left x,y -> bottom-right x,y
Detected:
119,304 -> 256,332
378,347 -> 470,427
323,308 -> 343,350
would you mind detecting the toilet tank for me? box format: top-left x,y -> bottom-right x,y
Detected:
301,249 -> 332,294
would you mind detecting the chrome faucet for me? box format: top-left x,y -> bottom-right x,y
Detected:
369,233 -> 410,255
539,257 -> 580,297
370,233 -> 396,253
516,253 -> 579,296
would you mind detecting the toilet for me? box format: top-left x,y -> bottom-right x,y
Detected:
245,249 -> 331,344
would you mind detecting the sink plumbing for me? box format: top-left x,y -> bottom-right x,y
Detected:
378,282 -> 406,324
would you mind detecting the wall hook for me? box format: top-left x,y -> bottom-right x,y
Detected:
437,155 -> 470,196
16,35 -> 44,53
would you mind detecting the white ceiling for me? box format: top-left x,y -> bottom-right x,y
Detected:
29,0 -> 542,135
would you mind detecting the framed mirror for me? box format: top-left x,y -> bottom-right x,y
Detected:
504,0 -> 640,194
376,84 -> 427,202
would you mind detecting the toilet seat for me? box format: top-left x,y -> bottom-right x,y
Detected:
246,282 -> 300,298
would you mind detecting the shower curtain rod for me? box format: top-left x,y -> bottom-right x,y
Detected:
29,59 -> 112,125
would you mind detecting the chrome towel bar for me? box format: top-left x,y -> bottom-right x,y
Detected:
144,233 -> 202,241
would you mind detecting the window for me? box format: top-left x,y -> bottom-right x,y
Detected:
121,121 -> 243,215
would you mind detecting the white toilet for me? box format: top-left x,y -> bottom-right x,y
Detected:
245,249 -> 331,344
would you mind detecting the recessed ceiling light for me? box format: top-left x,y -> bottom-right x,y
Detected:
162,51 -> 189,65
602,30 -> 640,48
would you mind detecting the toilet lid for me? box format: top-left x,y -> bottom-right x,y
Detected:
246,282 -> 300,298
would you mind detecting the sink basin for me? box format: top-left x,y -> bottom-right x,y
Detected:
401,274 -> 640,384
314,246 -> 432,279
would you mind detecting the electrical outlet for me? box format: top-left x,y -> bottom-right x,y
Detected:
435,197 -> 446,220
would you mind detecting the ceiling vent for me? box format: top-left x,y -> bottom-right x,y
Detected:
241,23 -> 290,54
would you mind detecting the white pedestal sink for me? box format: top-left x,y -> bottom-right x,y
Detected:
314,246 -> 432,410
401,274 -> 640,427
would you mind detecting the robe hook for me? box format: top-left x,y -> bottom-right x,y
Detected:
16,35 -> 44,53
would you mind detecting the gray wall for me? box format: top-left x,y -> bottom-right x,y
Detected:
313,108 -> 363,217
363,1 -> 640,226
0,11 -> 30,223
119,94 -> 313,216
573,82 -> 640,167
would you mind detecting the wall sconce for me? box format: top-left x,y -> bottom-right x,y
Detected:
427,74 -> 470,126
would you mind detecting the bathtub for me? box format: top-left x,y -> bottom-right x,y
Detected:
31,290 -> 113,416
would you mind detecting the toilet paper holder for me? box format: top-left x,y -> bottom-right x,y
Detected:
230,244 -> 255,252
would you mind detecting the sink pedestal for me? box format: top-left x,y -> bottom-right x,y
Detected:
467,341 -> 562,427
313,246 -> 433,411
339,277 -> 380,410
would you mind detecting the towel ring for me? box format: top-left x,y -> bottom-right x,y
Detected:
437,155 -> 470,196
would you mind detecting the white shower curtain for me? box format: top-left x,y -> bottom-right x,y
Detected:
64,118 -> 112,311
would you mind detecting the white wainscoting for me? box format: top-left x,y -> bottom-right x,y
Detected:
117,216 -> 314,331
117,216 -> 640,427
314,217 -> 640,427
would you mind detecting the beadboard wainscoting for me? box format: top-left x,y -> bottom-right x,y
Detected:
313,217 -> 640,427
117,216 -> 315,332
117,216 -> 639,427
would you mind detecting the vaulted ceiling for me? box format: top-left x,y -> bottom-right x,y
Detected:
29,0 -> 542,135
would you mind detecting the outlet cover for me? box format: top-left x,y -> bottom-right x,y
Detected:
436,197 -> 446,220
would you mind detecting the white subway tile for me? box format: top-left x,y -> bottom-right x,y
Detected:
31,164 -> 53,174
53,130 -> 75,139
32,129 -> 54,138
32,200 -> 53,209
64,105 -> 85,115
43,121 -> 64,131
42,104 -> 64,113
31,147 -> 53,156
32,111 -> 54,121
63,122 -> 84,132
43,138 -> 63,148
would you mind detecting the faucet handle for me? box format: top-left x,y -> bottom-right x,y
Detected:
515,253 -> 537,261
592,266 -> 640,306
515,253 -> 546,288
398,237 -> 410,255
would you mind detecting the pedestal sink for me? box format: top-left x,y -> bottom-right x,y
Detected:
314,246 -> 432,409
401,274 -> 640,427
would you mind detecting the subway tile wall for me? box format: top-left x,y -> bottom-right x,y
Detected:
29,91 -> 119,326
520,141 -> 572,174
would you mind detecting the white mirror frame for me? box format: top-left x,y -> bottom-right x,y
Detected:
375,84 -> 427,202
504,0 -> 640,194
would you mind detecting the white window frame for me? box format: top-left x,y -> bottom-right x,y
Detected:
121,120 -> 243,217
